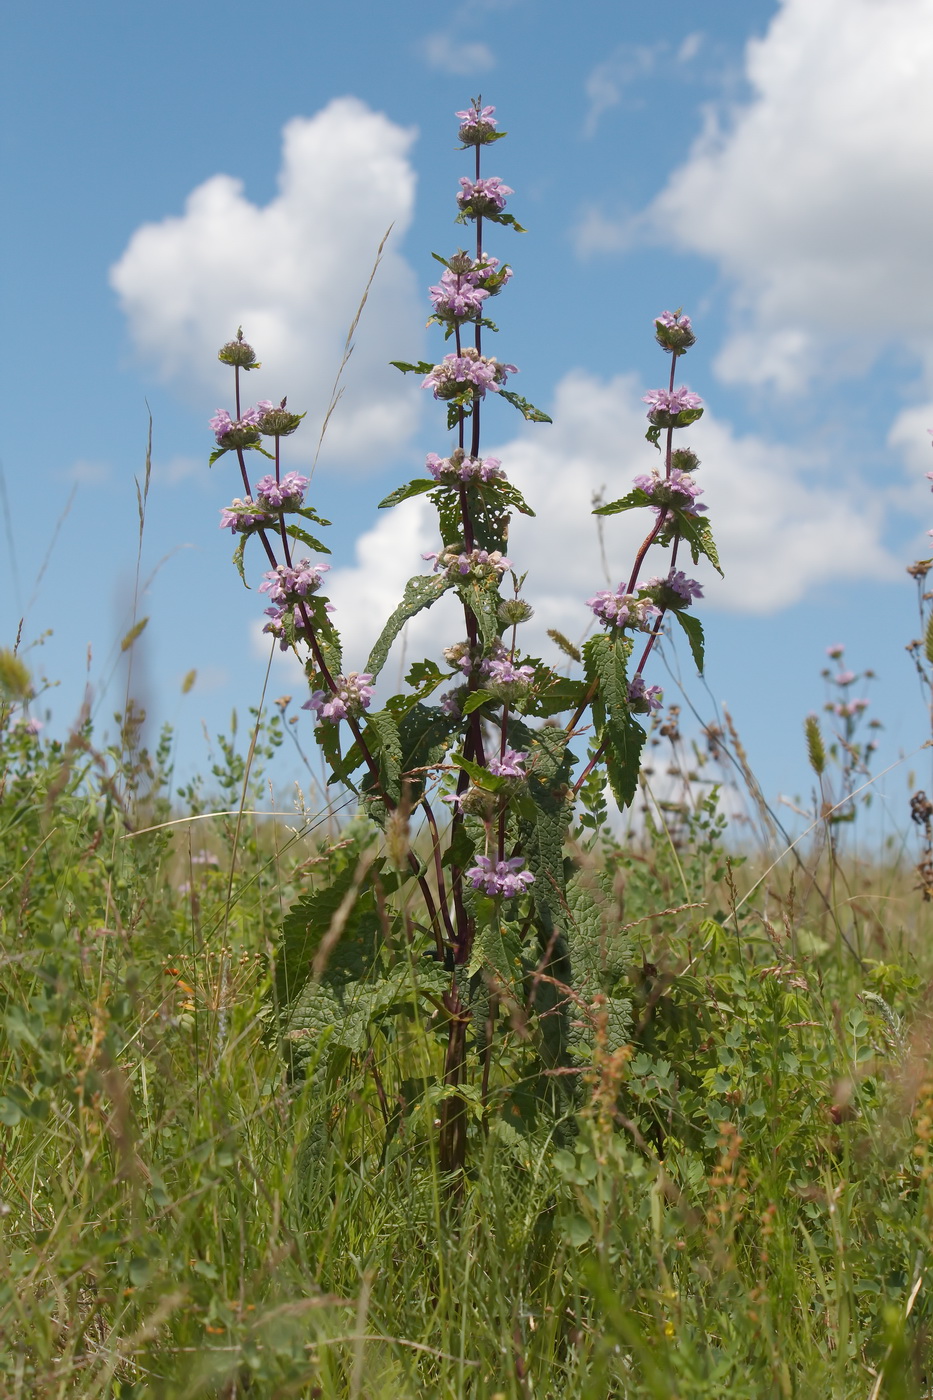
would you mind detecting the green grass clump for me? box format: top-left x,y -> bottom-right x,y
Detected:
2,691 -> 933,1398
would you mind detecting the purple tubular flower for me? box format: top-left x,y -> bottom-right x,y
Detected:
426,451 -> 505,484
457,176 -> 514,217
487,748 -> 528,778
587,589 -> 660,632
302,672 -> 375,725
259,559 -> 330,606
628,676 -> 663,714
834,669 -> 856,686
656,311 -> 693,333
210,409 -> 233,438
465,855 -> 535,899
633,468 -> 706,518
209,407 -> 262,448
254,472 -> 309,509
429,269 -> 490,320
422,349 -> 517,400
639,570 -> 704,605
642,387 -> 704,422
483,656 -> 534,687
219,496 -> 265,532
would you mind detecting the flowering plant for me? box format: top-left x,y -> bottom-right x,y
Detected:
210,98 -> 719,1177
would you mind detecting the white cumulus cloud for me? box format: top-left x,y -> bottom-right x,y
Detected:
644,0 -> 933,392
111,98 -> 424,466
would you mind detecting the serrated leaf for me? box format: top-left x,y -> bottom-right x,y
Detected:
461,688 -> 495,715
295,504 -> 332,527
584,634 -> 646,811
284,524 -> 331,553
209,445 -> 231,467
925,611 -> 933,666
366,573 -> 456,679
378,478 -> 439,510
593,488 -> 651,517
447,750 -> 509,793
361,709 -> 403,804
468,921 -> 524,988
498,389 -> 552,424
673,610 -> 705,674
676,513 -> 723,576
456,578 -> 500,649
232,535 -> 248,587
389,360 -> 436,375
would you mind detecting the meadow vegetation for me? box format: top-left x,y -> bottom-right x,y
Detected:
3,96 -> 933,1398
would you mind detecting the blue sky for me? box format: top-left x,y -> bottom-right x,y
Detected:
4,0 -> 933,835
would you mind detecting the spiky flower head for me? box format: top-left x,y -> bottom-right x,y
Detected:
654,310 -> 696,356
456,100 -> 500,145
218,328 -> 260,371
257,398 -> 305,437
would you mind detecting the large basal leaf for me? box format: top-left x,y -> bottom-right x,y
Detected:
366,573 -> 456,679
361,708 -> 403,805
456,578 -> 501,649
277,858 -> 384,1010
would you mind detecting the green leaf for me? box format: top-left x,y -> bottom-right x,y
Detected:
278,856 -> 384,1010
673,610 -> 705,674
498,389 -> 552,424
456,578 -> 500,649
584,634 -> 646,811
461,688 -> 495,715
676,513 -> 723,576
378,478 -> 439,510
284,524 -> 331,554
447,750 -> 509,793
526,677 -> 587,718
295,504 -> 332,527
593,488 -> 651,517
209,445 -> 231,467
232,534 -> 248,587
361,709 -> 403,805
366,573 -> 457,679
468,920 -> 524,988
389,359 -> 436,375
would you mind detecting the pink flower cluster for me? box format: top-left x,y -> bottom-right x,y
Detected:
587,589 -> 660,632
426,452 -> 504,484
254,472 -> 308,509
259,559 -> 329,607
422,349 -> 517,400
465,855 -> 534,899
639,570 -> 704,606
633,468 -> 706,518
642,386 -> 704,423
456,102 -> 498,141
303,673 -> 375,725
457,176 -> 513,217
628,676 -> 663,714
488,748 -> 528,778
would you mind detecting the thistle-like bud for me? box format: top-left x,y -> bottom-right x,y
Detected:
498,598 -> 534,627
458,786 -> 498,821
671,447 -> 700,474
654,310 -> 696,356
218,328 -> 260,371
258,398 -> 305,437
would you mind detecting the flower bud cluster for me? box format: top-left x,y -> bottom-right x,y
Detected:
633,468 -> 706,518
497,598 -> 533,626
654,310 -> 696,356
457,176 -> 513,219
638,569 -> 704,611
587,589 -> 660,632
425,546 -> 511,580
426,450 -> 504,484
456,101 -> 499,145
465,855 -> 534,899
218,329 -> 260,370
303,673 -> 375,725
256,399 -> 304,437
642,386 -> 704,428
259,559 -> 330,606
262,603 -> 317,651
422,348 -> 517,400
